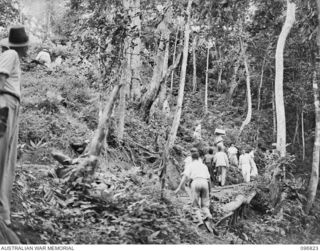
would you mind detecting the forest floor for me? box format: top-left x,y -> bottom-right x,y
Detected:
10,66 -> 320,244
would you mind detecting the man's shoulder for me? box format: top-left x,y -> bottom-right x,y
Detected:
0,49 -> 19,64
1,49 -> 18,58
188,159 -> 202,166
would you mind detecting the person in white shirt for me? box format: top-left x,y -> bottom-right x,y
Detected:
249,149 -> 258,177
213,145 -> 229,186
183,149 -> 203,172
175,148 -> 212,225
214,135 -> 224,150
35,48 -> 51,67
227,143 -> 238,168
239,149 -> 256,182
0,25 -> 29,226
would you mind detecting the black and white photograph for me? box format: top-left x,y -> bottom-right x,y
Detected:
0,0 -> 319,247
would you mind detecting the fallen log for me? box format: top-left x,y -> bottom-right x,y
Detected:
211,183 -> 253,193
215,191 -> 257,227
222,191 -> 257,213
222,194 -> 246,213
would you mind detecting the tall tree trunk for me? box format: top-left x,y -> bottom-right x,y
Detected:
148,50 -> 183,121
257,55 -> 267,112
256,55 -> 267,145
292,111 -> 299,145
272,92 -> 277,142
117,0 -> 136,141
216,45 -> 222,90
163,39 -> 170,77
305,0 -> 320,212
19,0 -> 23,24
159,39 -> 170,105
170,29 -> 179,95
204,45 -> 210,114
45,0 -> 52,41
117,80 -> 129,141
306,72 -> 320,213
238,41 -> 252,137
275,0 -> 296,157
166,7 -> 191,148
192,35 -> 198,92
301,109 -> 305,160
160,0 -> 193,198
129,0 -> 142,101
140,7 -> 172,119
217,68 -> 223,88
97,36 -> 105,124
228,58 -> 240,100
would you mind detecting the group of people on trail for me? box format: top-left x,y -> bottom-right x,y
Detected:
174,135 -> 258,227
202,143 -> 258,187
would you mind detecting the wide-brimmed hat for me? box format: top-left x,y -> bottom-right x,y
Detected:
0,25 -> 29,48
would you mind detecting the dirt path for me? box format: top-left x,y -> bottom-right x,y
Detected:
171,190 -> 239,244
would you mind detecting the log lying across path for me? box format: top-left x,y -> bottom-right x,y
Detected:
222,191 -> 257,213
211,183 -> 251,193
213,184 -> 257,227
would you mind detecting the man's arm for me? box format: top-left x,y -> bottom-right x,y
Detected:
174,175 -> 187,194
0,74 -> 7,89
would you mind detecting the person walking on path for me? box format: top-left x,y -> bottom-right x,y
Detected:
213,145 -> 229,186
214,135 -> 224,150
227,143 -> 238,168
239,149 -> 256,183
0,25 -> 29,226
249,149 -> 258,177
203,147 -> 215,185
175,148 -> 212,226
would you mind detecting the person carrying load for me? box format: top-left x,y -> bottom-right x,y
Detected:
214,128 -> 225,150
